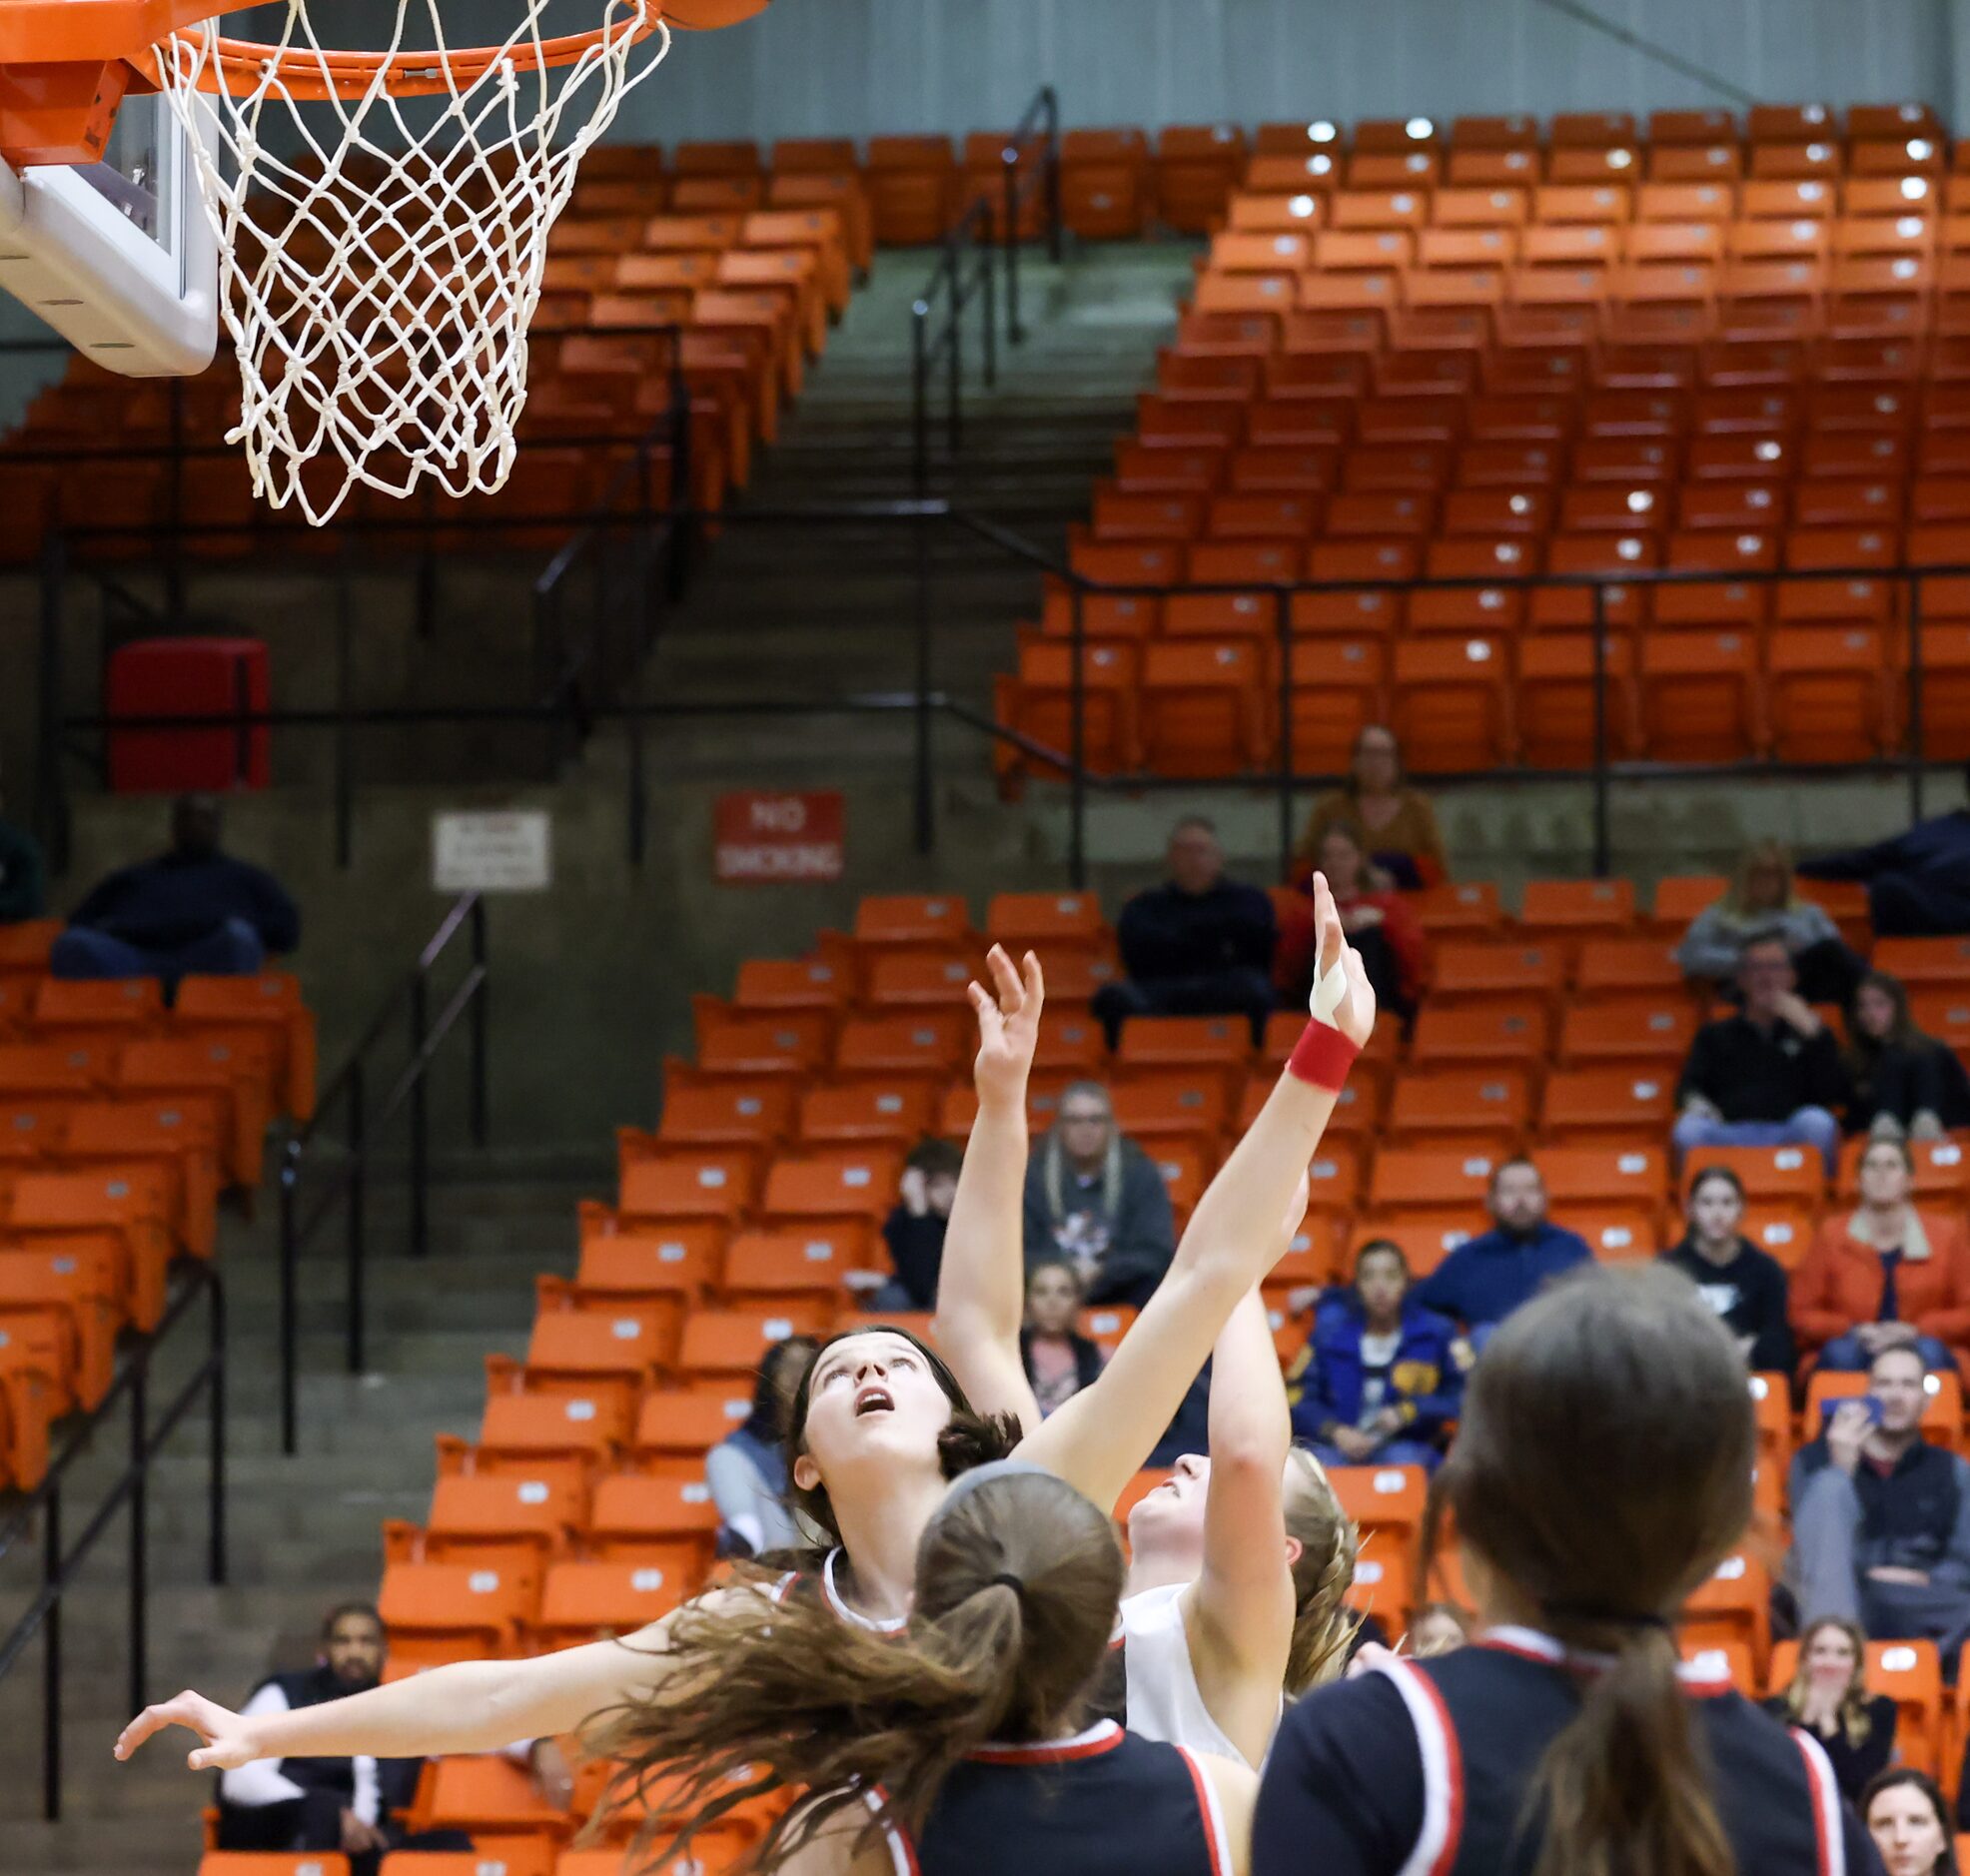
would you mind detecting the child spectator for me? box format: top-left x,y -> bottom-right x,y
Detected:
1018,1256 -> 1105,1416
1659,1166 -> 1795,1374
1286,1238 -> 1463,1469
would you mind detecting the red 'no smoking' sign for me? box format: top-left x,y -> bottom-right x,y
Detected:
713,790 -> 845,883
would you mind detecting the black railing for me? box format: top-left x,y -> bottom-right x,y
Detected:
0,1265 -> 227,1821
909,84 -> 1063,493
29,498 -> 1965,894
276,894 -> 489,1454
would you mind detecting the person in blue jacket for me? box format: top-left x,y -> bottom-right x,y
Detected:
1410,1157 -> 1594,1349
1286,1238 -> 1464,1470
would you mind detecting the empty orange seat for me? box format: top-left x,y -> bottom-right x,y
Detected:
1559,997 -> 1698,1069
1385,1070 -> 1531,1147
1517,879 -> 1637,938
633,1388 -> 751,1473
472,1390 -> 625,1474
863,952 -> 978,1009
0,1240 -> 120,1411
797,1082 -> 936,1146
585,1472 -> 721,1564
676,1309 -> 829,1385
172,972 -> 318,1122
530,1559 -> 689,1649
5,1171 -> 172,1334
985,892 -> 1109,950
729,957 -> 849,1013
722,1228 -> 867,1307
1367,1144 -> 1502,1213
616,1153 -> 757,1225
1679,1142 -> 1826,1206
1638,630 -> 1763,760
1114,1016 -> 1250,1071
420,1471 -> 585,1562
1536,1144 -> 1670,1218
1681,1549 -> 1772,1677
524,1306 -> 673,1404
688,1006 -> 831,1077
29,976 -> 162,1039
572,1219 -> 721,1305
199,1853 -> 354,1875
854,894 -> 971,949
1138,640 -> 1269,775
1873,937 -> 1970,989
1574,939 -> 1687,999
760,1149 -> 901,1223
653,1082 -> 796,1150
1391,636 -> 1512,771
1427,943 -> 1566,1002
833,1014 -> 966,1076
1410,882 -> 1505,938
116,1035 -> 271,1187
1409,999 -> 1550,1071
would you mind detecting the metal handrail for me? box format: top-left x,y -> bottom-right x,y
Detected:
908,83 -> 1063,493
0,1266 -> 226,1820
276,894 -> 489,1454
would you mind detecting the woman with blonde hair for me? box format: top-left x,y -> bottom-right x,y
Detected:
1765,1616 -> 1896,1805
1675,837 -> 1865,1006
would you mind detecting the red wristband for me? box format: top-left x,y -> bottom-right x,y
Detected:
1287,1019 -> 1359,1093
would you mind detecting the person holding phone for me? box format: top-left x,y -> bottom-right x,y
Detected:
1789,1345 -> 1970,1662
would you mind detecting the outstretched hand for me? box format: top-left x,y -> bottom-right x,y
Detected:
968,945 -> 1044,1110
1307,871 -> 1377,1050
115,1690 -> 258,1772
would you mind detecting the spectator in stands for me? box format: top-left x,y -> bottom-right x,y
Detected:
1409,1158 -> 1593,1345
1674,839 -> 1866,1007
52,794 -> 299,990
851,1138 -> 964,1313
705,1333 -> 818,1559
1286,1238 -> 1462,1469
1789,1346 -> 1970,1665
1659,1166 -> 1795,1373
1293,723 -> 1448,891
1275,824 -> 1425,1022
1672,936 -> 1850,1174
0,788 -> 44,923
1094,815 -> 1278,1046
215,1601 -> 569,1874
1845,971 -> 1970,1142
1800,773 -> 1970,938
1019,1255 -> 1105,1416
1763,1616 -> 1896,1806
1022,1080 -> 1176,1309
1866,1767 -> 1959,1876
1790,1139 -> 1970,1377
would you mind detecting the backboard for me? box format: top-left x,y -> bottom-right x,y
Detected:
0,87 -> 217,375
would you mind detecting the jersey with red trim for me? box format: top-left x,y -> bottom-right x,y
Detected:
1252,1631 -> 1882,1876
901,1720 -> 1230,1876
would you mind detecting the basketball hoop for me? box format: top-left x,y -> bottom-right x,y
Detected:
122,2 -> 671,523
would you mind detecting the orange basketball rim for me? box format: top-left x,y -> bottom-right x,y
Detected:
0,0 -> 771,167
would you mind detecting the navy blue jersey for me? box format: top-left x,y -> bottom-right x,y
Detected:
887,1720 -> 1230,1876
1254,1629 -> 1881,1876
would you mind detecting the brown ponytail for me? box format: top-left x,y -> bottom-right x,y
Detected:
1282,1446 -> 1359,1694
585,1467 -> 1124,1873
1426,1264 -> 1754,1876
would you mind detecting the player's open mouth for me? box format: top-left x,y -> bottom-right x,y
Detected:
854,1385 -> 895,1417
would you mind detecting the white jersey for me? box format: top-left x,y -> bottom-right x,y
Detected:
1119,1579 -> 1273,1767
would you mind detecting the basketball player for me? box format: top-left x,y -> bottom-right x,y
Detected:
1252,1264 -> 1876,1875
113,881 -> 1374,1784
586,1460 -> 1252,1876
935,944 -> 1356,1766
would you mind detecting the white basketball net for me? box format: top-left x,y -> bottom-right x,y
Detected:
151,2 -> 671,524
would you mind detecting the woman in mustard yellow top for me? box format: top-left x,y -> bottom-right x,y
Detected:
1293,724 -> 1448,891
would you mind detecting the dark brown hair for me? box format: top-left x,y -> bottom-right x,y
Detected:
905,1136 -> 965,1181
586,1468 -> 1125,1872
1283,1446 -> 1359,1694
1844,969 -> 1933,1086
1424,1264 -> 1754,1876
1862,1767 -> 1958,1874
783,1327 -> 1021,1556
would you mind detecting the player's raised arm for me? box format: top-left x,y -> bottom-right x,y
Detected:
933,943 -> 1046,1429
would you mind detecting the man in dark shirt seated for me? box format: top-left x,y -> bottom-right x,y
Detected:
1093,815 -> 1278,1046
52,793 -> 299,991
1673,936 -> 1851,1174
1798,770 -> 1970,937
1409,1157 -> 1593,1352
1789,1346 -> 1970,1663
216,1601 -> 571,1876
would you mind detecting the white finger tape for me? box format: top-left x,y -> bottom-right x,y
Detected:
1310,956 -> 1347,1024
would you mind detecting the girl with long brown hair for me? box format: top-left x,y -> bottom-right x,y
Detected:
1253,1264 -> 1873,1876
934,955 -> 1358,1768
587,1461 -> 1256,1876
1765,1617 -> 1895,1805
113,884 -> 1375,1801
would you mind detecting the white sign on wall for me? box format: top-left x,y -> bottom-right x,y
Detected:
432,810 -> 552,893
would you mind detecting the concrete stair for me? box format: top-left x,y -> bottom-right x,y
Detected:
0,1172 -> 588,1875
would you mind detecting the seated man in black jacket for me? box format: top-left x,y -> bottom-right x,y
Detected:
1672,936 -> 1851,1175
52,793 -> 299,991
216,1601 -> 570,1876
1093,815 -> 1278,1045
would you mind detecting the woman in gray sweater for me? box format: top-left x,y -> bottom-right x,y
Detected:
1674,838 -> 1865,1007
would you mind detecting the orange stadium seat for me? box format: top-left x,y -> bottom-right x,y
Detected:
199,1859 -> 353,1876
1537,1067 -> 1679,1145
1385,1071 -> 1531,1149
530,1559 -> 688,1649
1409,999 -> 1551,1071
585,1473 -> 720,1567
1558,997 -> 1697,1069
377,1559 -> 540,1664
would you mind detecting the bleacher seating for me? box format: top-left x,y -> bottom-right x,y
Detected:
998,101 -> 1970,787
0,921 -> 316,1493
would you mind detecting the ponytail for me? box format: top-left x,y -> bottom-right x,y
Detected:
586,1568 -> 1027,1872
1528,1622 -> 1734,1876
587,1467 -> 1124,1874
1283,1447 -> 1360,1694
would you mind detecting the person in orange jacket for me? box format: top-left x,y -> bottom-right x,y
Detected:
1789,1137 -> 1970,1377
